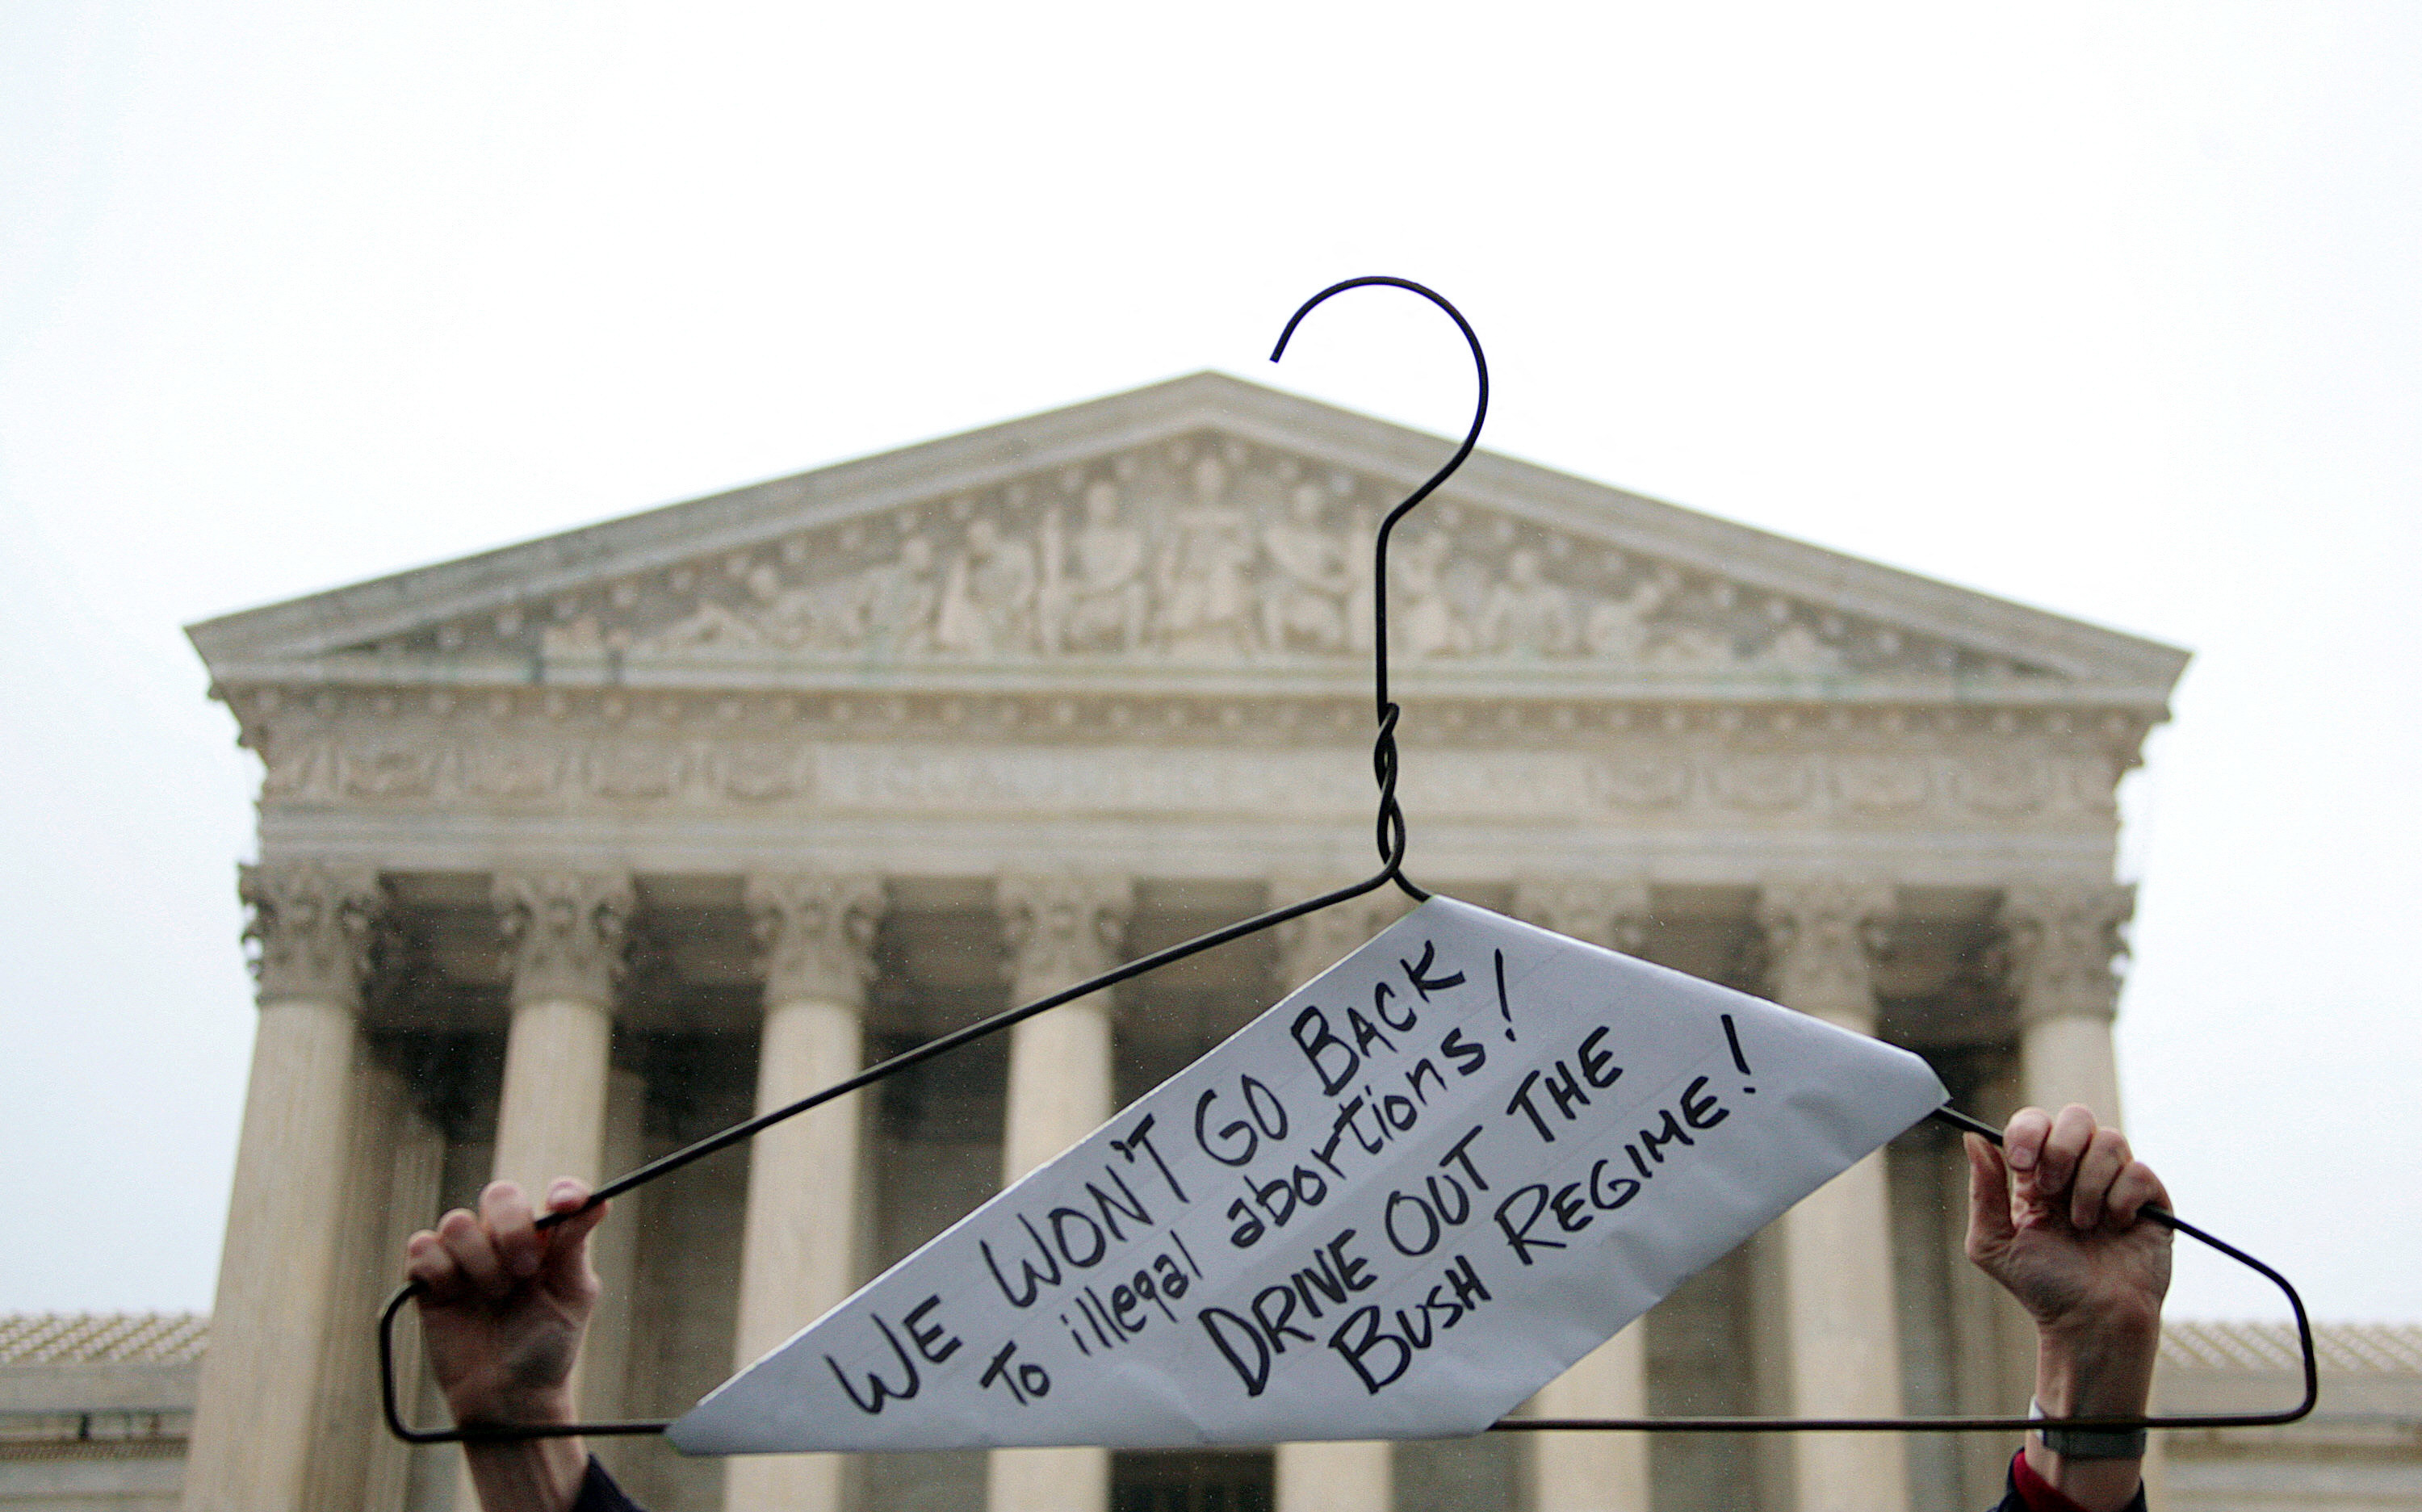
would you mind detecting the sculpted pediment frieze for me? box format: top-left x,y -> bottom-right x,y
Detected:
344,433 -> 2054,688
190,374 -> 2186,707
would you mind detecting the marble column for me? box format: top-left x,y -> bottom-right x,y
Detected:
1511,880 -> 1654,1512
1269,883 -> 1410,1512
303,1054 -> 444,1512
360,1095 -> 446,1512
446,873 -> 630,1512
490,871 -> 630,1372
1999,884 -> 2133,1121
987,873 -> 1132,1512
1755,881 -> 1911,1512
585,1068 -> 649,1488
723,872 -> 886,1512
182,862 -> 382,1512
491,871 -> 630,1192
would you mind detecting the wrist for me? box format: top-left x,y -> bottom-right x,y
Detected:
2034,1307 -> 2160,1418
2027,1309 -> 2156,1512
449,1380 -> 578,1432
2031,1397 -> 2147,1460
462,1431 -> 588,1512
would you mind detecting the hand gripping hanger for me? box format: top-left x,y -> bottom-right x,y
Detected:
379,277 -> 2315,1447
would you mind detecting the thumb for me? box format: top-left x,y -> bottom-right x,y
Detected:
538,1179 -> 607,1288
1963,1133 -> 2016,1256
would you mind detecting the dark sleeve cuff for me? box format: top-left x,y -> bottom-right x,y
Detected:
1999,1448 -> 2147,1512
571,1455 -> 647,1512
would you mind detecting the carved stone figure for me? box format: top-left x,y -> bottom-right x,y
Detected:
754,563 -> 869,651
1156,456 -> 1255,656
1583,579 -> 1663,661
540,614 -> 609,660
861,536 -> 939,655
937,517 -> 1037,655
1343,501 -> 1377,654
1758,622 -> 1845,674
1041,483 -> 1150,652
644,580 -> 769,651
1649,622 -> 1737,672
575,464 -> 1881,675
1478,548 -> 1578,656
1259,483 -> 1355,652
1395,528 -> 1469,658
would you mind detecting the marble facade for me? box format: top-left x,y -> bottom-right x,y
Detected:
181,373 -> 2185,1512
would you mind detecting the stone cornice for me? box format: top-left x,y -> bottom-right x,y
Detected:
216,681 -> 2164,763
202,659 -> 2183,712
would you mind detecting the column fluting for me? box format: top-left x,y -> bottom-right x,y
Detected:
182,862 -> 383,1512
1268,882 -> 1410,1512
987,873 -> 1132,1512
1511,878 -> 1655,1512
1756,880 -> 1912,1512
723,871 -> 886,1512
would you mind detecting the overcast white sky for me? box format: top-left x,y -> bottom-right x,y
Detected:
2,3 -> 2416,1326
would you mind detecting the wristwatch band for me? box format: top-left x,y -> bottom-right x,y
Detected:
2030,1397 -> 2148,1460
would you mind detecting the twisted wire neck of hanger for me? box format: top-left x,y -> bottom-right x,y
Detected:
1270,276 -> 1489,899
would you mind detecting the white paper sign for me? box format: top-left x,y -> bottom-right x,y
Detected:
670,896 -> 1946,1455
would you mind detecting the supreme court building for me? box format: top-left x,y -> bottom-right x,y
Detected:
179,375 -> 2185,1512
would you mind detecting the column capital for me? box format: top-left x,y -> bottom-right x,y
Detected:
1511,877 -> 1653,954
1270,878 -> 1412,994
745,871 -> 885,1007
492,869 -> 634,1007
1754,878 -> 1894,1022
238,860 -> 383,1007
997,873 -> 1132,1000
1997,881 -> 2134,1024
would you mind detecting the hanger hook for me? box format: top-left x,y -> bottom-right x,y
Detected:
1270,276 -> 1490,898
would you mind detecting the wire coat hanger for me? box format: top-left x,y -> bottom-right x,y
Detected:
379,279 -> 2316,1447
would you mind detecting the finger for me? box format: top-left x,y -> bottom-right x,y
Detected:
1962,1133 -> 2016,1261
2003,1106 -> 2054,1175
482,1181 -> 543,1280
2106,1158 -> 2168,1228
2034,1104 -> 2098,1207
2070,1127 -> 2131,1230
405,1229 -> 465,1302
437,1206 -> 509,1299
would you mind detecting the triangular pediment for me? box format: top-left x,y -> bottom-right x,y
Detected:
188,373 -> 2185,706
